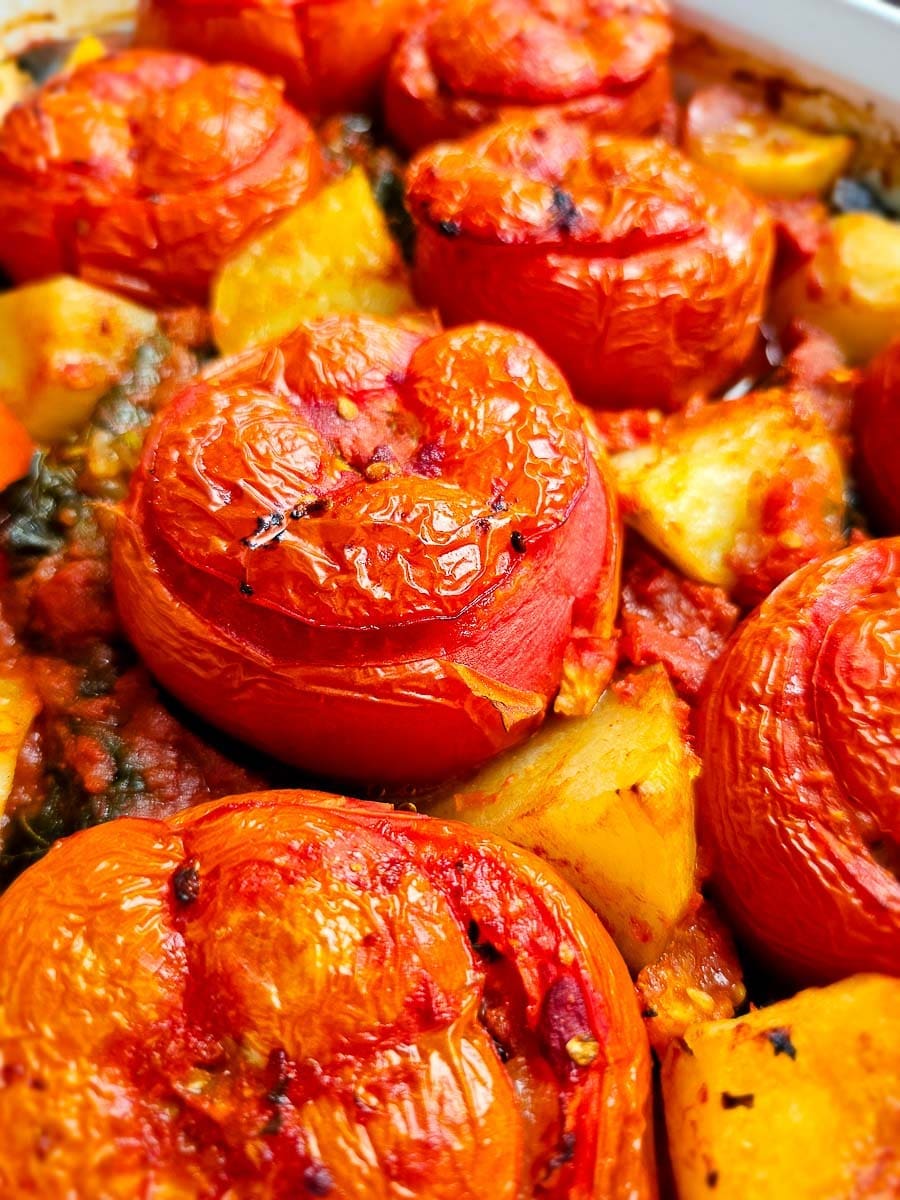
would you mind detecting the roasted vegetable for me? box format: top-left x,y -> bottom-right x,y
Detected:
612,389 -> 847,603
430,667 -> 697,970
0,276 -> 158,442
0,790 -> 655,1198
113,315 -> 621,786
213,168 -> 414,355
772,212 -> 900,363
137,0 -> 428,117
0,404 -> 33,492
407,119 -> 774,410
698,539 -> 900,983
0,666 -> 40,820
0,60 -> 30,121
385,0 -> 672,153
662,974 -> 900,1199
0,50 -> 322,306
853,335 -> 900,534
685,85 -> 855,199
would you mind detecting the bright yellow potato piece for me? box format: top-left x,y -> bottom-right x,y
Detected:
213,167 -> 414,354
430,667 -> 698,970
773,212 -> 900,364
662,974 -> 900,1199
63,35 -> 108,70
687,102 -> 854,199
0,667 -> 40,820
0,61 -> 31,121
612,392 -> 845,589
0,276 -> 158,442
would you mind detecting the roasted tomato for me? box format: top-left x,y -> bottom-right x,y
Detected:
407,119 -> 774,410
385,0 -> 672,153
137,0 -> 427,117
0,50 -> 322,306
854,336 -> 900,534
0,790 -> 655,1198
113,314 -> 620,786
698,539 -> 900,984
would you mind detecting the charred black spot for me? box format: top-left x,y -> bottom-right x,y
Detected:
172,860 -> 200,906
303,1163 -> 334,1195
490,495 -> 508,513
467,920 -> 501,963
641,1007 -> 658,1020
239,581 -> 254,596
474,517 -> 491,534
260,1109 -> 283,1136
546,1130 -> 577,1173
438,218 -> 462,238
721,1091 -> 755,1110
510,530 -> 527,553
551,187 -> 579,233
767,1027 -> 797,1060
706,1169 -> 719,1189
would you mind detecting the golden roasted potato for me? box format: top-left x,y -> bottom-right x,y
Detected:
0,667 -> 39,819
612,391 -> 846,595
430,667 -> 698,970
773,212 -> 900,363
662,974 -> 900,1199
0,276 -> 158,442
685,85 -> 854,199
212,167 -> 414,354
0,61 -> 30,121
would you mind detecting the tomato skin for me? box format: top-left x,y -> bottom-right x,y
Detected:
385,0 -> 672,153
698,539 -> 900,984
0,51 -> 322,306
0,790 -> 654,1198
113,314 -> 620,786
407,120 -> 774,411
854,337 -> 900,534
137,0 -> 428,117
0,404 -> 33,493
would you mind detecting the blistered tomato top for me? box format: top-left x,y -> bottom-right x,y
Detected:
0,50 -> 321,305
114,314 -> 620,784
386,0 -> 672,152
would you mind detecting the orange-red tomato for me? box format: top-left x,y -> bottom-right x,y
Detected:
385,0 -> 672,153
0,404 -> 33,492
698,539 -> 900,984
137,0 -> 428,117
854,336 -> 900,534
113,314 -> 620,786
0,790 -> 655,1198
407,119 -> 774,410
0,50 -> 322,306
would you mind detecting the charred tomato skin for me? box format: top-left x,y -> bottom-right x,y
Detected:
854,337 -> 900,534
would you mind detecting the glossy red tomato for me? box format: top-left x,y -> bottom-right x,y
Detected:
385,0 -> 672,152
407,118 -> 774,410
699,539 -> 900,983
113,314 -> 621,785
0,50 -> 322,306
137,0 -> 428,117
0,790 -> 655,1198
854,336 -> 900,534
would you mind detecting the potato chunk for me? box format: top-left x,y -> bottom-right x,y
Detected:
0,61 -> 31,121
0,667 -> 40,819
213,167 -> 414,354
685,86 -> 854,199
611,392 -> 846,593
773,212 -> 900,363
429,667 -> 697,970
0,276 -> 158,442
662,974 -> 900,1199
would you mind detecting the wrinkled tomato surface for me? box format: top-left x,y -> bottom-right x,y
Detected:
0,50 -> 322,306
407,118 -> 774,410
114,314 -> 621,785
0,790 -> 654,1199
